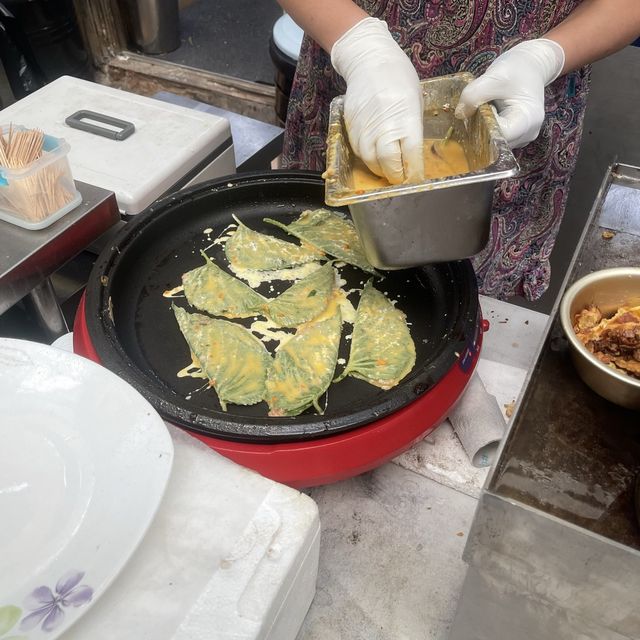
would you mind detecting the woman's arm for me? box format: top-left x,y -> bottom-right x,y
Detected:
277,0 -> 640,70
276,0 -> 366,51
546,0 -> 640,72
457,1 -> 640,147
276,0 -> 424,184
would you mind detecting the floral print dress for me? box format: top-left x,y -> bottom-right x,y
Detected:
281,0 -> 590,300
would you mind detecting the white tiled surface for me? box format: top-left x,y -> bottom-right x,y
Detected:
297,297 -> 549,640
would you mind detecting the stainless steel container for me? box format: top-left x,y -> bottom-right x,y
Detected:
324,72 -> 519,269
122,0 -> 180,54
559,267 -> 640,410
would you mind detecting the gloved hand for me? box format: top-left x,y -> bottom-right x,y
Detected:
455,39 -> 565,148
331,17 -> 424,184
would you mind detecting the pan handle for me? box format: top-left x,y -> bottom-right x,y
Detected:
65,110 -> 136,141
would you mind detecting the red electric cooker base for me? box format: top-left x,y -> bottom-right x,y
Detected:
74,295 -> 482,488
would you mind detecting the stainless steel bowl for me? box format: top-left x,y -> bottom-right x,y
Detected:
559,268 -> 640,410
324,72 -> 519,269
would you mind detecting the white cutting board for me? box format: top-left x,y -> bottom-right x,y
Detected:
0,76 -> 233,214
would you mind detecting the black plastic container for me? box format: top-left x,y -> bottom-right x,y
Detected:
0,2 -> 45,98
268,34 -> 297,127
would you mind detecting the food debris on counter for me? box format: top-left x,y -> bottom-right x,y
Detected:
504,401 -> 516,418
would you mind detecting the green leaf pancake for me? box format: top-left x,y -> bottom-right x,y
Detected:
173,305 -> 271,410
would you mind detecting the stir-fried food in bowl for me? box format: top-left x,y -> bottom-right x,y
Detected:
573,305 -> 640,379
559,267 -> 640,410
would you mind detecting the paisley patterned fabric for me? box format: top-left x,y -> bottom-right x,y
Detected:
281,0 -> 591,300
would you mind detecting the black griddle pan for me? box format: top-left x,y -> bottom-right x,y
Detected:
85,171 -> 479,442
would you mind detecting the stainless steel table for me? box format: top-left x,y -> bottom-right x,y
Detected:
449,164 -> 640,640
0,182 -> 119,340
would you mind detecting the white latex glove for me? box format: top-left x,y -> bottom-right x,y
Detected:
455,39 -> 565,148
331,17 -> 424,184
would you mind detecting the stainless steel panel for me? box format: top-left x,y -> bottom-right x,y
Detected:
449,163 -> 640,640
0,182 -> 119,314
461,493 -> 640,638
450,566 -> 633,640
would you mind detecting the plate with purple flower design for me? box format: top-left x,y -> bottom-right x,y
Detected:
0,339 -> 173,640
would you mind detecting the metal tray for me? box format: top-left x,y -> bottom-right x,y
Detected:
324,72 -> 519,269
483,162 -> 640,545
448,163 -> 640,640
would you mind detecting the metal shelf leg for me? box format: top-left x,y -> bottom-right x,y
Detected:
26,278 -> 68,342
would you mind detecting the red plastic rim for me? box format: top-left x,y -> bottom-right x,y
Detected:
74,293 -> 480,488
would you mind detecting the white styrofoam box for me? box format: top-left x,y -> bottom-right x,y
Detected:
0,76 -> 235,215
53,337 -> 319,640
175,482 -> 321,640
58,425 -> 320,640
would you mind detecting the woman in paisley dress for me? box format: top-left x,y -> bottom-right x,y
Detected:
277,0 -> 640,300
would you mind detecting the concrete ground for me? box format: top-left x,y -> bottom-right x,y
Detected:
159,0 -> 283,85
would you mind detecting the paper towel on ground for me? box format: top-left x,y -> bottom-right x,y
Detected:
395,356 -> 530,496
448,373 -> 506,467
447,358 -> 529,469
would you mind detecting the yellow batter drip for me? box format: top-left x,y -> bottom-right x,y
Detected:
177,351 -> 207,379
163,284 -> 185,298
351,139 -> 469,191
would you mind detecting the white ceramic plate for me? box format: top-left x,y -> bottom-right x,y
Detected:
0,339 -> 173,640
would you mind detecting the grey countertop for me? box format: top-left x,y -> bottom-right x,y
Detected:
153,92 -> 284,172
